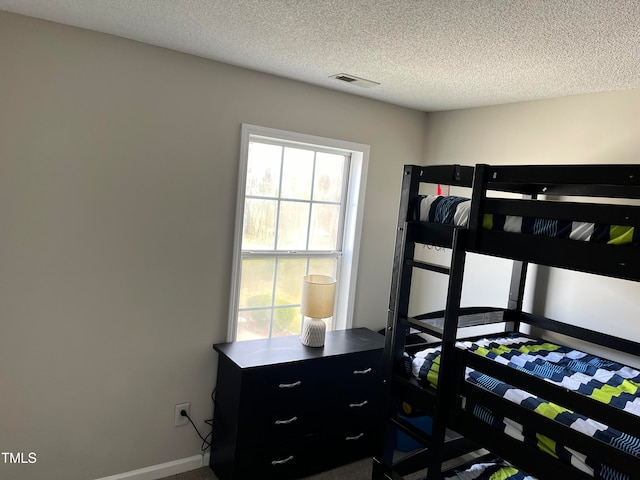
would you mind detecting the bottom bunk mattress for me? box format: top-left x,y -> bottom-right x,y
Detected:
408,333 -> 640,480
444,460 -> 536,480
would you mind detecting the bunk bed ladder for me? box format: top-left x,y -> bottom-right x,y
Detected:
375,166 -> 422,478
374,165 -> 477,480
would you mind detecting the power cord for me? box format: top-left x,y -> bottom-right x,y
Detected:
181,388 -> 216,453
181,409 -> 212,452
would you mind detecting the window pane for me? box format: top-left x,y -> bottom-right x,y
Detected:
281,147 -> 314,200
309,203 -> 340,250
237,309 -> 271,341
242,198 -> 277,250
272,306 -> 302,337
234,126 -> 365,342
308,257 -> 338,278
239,258 -> 274,308
277,201 -> 310,250
313,152 -> 345,202
275,258 -> 307,306
246,142 -> 282,197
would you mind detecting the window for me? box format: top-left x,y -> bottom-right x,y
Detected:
228,125 -> 369,341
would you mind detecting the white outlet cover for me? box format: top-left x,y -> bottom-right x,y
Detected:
174,402 -> 190,426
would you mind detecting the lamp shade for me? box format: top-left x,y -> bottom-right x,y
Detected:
301,275 -> 336,319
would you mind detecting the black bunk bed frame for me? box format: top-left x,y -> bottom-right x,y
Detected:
372,163 -> 640,480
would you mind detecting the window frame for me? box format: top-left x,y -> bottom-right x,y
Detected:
227,124 -> 369,342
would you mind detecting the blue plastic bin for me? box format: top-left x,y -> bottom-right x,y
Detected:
396,415 -> 433,452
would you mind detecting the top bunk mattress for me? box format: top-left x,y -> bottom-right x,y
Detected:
414,195 -> 640,246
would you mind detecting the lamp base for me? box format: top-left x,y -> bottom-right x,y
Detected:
300,318 -> 326,347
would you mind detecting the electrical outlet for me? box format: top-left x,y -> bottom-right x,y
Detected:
174,402 -> 190,426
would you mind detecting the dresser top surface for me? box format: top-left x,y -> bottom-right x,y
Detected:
213,327 -> 384,369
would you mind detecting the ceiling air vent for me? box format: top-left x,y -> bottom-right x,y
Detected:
329,73 -> 380,88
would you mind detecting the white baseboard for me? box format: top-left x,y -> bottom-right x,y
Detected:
95,452 -> 210,480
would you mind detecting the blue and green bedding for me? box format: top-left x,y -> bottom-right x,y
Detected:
444,460 -> 536,480
414,195 -> 640,245
409,334 -> 640,480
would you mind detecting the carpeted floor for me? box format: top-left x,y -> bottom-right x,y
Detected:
158,459 -> 375,479
158,459 -> 373,479
159,457 -> 429,480
160,465 -> 216,480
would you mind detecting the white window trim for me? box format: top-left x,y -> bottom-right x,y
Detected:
227,124 -> 369,342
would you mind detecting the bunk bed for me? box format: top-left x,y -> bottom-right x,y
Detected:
372,163 -> 640,480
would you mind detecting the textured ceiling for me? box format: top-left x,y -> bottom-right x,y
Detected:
2,0 -> 640,111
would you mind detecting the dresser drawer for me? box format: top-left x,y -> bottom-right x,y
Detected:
333,393 -> 383,428
234,431 -> 377,479
325,350 -> 382,397
323,427 -> 381,464
237,405 -> 321,447
240,359 -> 329,402
234,436 -> 320,479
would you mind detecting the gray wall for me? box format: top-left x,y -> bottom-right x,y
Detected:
0,11 -> 426,479
420,90 -> 640,364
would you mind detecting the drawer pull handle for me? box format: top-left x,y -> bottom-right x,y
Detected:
346,433 -> 364,441
353,367 -> 372,375
271,455 -> 294,465
275,416 -> 298,425
349,400 -> 368,408
278,380 -> 302,389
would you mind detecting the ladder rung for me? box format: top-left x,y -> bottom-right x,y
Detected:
406,259 -> 450,275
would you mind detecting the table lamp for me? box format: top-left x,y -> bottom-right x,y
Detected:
300,274 -> 336,347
